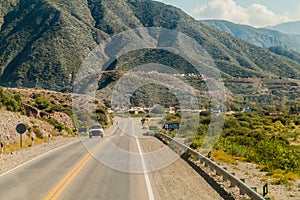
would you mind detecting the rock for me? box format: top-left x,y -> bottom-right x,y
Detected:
24,104 -> 40,118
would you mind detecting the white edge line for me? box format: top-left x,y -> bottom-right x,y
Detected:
135,136 -> 155,200
0,139 -> 81,177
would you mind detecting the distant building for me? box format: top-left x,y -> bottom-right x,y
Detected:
226,111 -> 236,115
169,107 -> 176,114
128,107 -> 149,114
212,109 -> 222,115
269,112 -> 282,116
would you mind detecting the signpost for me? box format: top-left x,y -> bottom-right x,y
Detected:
263,183 -> 268,197
16,123 -> 27,147
31,136 -> 34,146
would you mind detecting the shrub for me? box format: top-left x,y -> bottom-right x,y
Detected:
32,126 -> 43,138
0,87 -> 24,112
35,96 -> 51,110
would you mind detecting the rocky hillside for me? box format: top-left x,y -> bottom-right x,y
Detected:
0,87 -> 109,149
1,0 -> 300,91
0,110 -> 61,147
0,87 -> 74,145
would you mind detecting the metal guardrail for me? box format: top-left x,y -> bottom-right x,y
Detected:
155,133 -> 266,200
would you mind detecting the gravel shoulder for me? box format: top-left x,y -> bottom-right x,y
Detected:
139,137 -> 225,200
0,137 -> 79,175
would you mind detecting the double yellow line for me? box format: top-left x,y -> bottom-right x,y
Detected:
44,140 -> 107,200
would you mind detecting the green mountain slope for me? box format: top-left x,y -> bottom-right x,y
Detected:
0,0 -> 19,30
1,0 -> 300,91
268,46 -> 300,64
201,20 -> 300,53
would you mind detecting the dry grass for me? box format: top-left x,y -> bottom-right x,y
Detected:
264,169 -> 300,186
2,136 -> 54,154
285,172 -> 300,181
211,149 -> 246,164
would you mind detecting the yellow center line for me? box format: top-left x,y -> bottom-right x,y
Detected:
44,138 -> 111,200
118,121 -> 127,137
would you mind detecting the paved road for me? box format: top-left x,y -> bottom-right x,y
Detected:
0,118 -> 223,200
0,121 -> 153,200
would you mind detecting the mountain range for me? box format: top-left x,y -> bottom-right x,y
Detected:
1,0 -> 300,91
201,20 -> 300,54
267,21 -> 300,35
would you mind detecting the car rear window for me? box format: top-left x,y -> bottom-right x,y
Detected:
90,125 -> 102,129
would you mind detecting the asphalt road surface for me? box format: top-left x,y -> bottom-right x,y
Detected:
0,118 -> 223,200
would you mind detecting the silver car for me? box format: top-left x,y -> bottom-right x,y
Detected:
89,125 -> 104,138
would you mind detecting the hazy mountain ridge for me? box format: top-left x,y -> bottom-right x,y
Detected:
1,0 -> 300,91
201,20 -> 300,53
267,21 -> 300,35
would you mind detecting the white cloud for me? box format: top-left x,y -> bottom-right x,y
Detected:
191,0 -> 299,27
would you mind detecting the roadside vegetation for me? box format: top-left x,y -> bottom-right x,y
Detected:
163,110 -> 300,184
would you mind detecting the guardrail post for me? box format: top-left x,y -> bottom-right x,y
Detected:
209,164 -> 214,172
204,161 -> 209,168
240,179 -> 245,195
216,163 -> 221,176
223,167 -> 228,181
230,173 -> 236,187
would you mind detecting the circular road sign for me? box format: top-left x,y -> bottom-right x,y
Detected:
16,123 -> 27,134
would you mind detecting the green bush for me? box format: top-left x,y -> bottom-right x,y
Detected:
0,87 -> 24,113
35,96 -> 51,110
46,118 -> 65,132
32,125 -> 43,138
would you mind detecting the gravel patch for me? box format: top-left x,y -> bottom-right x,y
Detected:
193,160 -> 300,200
217,161 -> 300,200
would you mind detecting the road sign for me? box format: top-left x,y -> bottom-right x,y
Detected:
149,126 -> 158,130
16,123 -> 27,134
16,124 -> 27,147
164,123 -> 179,129
141,118 -> 146,125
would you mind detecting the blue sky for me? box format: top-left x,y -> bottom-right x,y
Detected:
155,0 -> 300,27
